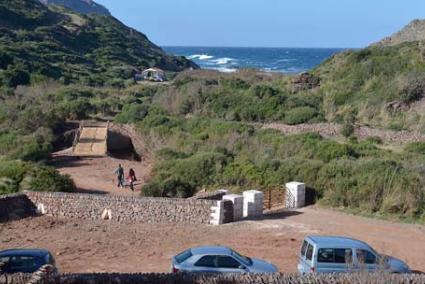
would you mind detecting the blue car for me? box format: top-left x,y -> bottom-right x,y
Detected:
171,246 -> 278,273
298,236 -> 410,274
0,249 -> 57,274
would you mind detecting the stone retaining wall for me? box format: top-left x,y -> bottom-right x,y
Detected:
2,270 -> 425,284
0,193 -> 36,223
24,191 -> 218,225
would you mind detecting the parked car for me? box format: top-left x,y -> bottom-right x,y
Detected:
298,236 -> 410,274
0,249 -> 57,274
171,246 -> 278,273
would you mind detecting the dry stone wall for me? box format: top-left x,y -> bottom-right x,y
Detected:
2,271 -> 425,284
0,193 -> 36,223
24,191 -> 218,225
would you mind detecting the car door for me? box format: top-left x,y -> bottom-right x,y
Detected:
192,255 -> 218,272
215,255 -> 246,273
316,248 -> 353,273
355,249 -> 379,272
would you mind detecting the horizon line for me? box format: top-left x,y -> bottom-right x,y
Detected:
161,45 -> 360,50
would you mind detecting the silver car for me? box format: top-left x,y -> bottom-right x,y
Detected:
298,236 -> 411,274
171,246 -> 278,273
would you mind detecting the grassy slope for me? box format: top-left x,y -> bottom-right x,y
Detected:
313,42 -> 425,131
0,0 -> 197,88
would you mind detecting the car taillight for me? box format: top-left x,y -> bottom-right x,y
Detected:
310,267 -> 315,273
172,266 -> 179,273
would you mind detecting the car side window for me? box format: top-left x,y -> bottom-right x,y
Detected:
318,248 -> 352,263
306,244 -> 314,261
301,241 -> 308,257
357,250 -> 377,264
194,255 -> 216,267
217,256 -> 241,269
9,256 -> 40,271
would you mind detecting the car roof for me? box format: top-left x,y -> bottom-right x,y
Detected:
305,236 -> 372,250
190,246 -> 233,256
0,249 -> 50,258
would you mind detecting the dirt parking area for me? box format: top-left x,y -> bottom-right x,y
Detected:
1,206 -> 424,274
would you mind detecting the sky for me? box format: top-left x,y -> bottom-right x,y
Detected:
96,0 -> 425,48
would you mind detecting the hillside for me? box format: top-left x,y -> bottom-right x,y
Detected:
374,19 -> 425,46
0,0 -> 197,87
311,33 -> 425,132
39,0 -> 111,16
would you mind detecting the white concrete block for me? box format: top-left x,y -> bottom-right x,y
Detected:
223,194 -> 244,221
210,200 -> 225,225
285,182 -> 306,208
243,190 -> 264,218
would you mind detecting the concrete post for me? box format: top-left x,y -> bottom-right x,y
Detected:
210,200 -> 225,225
285,182 -> 306,208
243,190 -> 264,218
223,194 -> 244,221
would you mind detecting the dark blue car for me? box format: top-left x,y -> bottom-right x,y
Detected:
0,249 -> 56,274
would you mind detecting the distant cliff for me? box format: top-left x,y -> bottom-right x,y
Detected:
39,0 -> 111,16
373,19 -> 425,46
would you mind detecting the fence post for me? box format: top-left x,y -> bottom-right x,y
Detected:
268,188 -> 272,210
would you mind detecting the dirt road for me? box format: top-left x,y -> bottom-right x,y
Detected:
1,206 -> 424,274
50,149 -> 153,197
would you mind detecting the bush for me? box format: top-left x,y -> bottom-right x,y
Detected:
283,106 -> 318,125
0,161 -> 75,195
341,121 -> 355,137
404,142 -> 425,155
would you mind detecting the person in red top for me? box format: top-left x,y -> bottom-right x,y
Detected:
128,168 -> 137,191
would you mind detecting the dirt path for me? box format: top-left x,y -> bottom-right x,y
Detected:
262,123 -> 425,144
1,206 -> 424,274
50,148 -> 154,197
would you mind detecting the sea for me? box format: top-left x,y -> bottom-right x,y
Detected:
163,46 -> 345,74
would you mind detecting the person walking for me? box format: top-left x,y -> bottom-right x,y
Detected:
115,164 -> 124,188
127,168 -> 137,191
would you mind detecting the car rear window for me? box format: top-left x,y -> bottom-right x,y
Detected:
318,248 -> 352,264
301,240 -> 308,257
174,249 -> 193,264
306,244 -> 314,261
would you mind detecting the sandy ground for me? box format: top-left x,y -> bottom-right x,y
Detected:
1,207 -> 424,274
49,149 -> 154,197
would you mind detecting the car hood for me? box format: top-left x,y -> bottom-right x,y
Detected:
248,258 -> 279,273
384,255 -> 410,273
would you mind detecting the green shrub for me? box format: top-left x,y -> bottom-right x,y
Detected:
405,142 -> 425,155
341,121 -> 355,137
283,106 -> 318,125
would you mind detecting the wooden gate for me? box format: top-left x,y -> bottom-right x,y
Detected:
263,187 -> 286,210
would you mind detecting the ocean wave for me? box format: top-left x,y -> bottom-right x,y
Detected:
211,67 -> 237,73
188,54 -> 214,60
275,58 -> 295,63
212,57 -> 234,65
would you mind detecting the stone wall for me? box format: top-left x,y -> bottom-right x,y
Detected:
0,193 -> 36,223
2,270 -> 424,284
24,191 -> 218,225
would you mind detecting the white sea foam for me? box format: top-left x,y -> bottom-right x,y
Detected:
212,67 -> 237,73
188,54 -> 214,60
213,57 -> 234,65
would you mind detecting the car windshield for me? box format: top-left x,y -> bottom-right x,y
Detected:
231,250 -> 252,266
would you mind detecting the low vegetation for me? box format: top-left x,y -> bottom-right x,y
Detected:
1,0 -> 425,222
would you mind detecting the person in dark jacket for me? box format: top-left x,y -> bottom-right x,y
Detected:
115,164 -> 124,188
